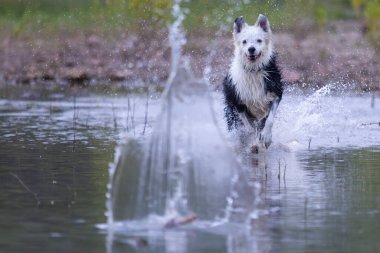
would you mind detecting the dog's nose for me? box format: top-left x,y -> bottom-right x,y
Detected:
248,47 -> 256,54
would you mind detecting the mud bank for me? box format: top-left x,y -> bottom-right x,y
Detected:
0,21 -> 379,90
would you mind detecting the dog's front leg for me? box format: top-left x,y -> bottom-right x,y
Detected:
260,96 -> 281,148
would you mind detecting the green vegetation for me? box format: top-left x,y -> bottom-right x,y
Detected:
352,0 -> 380,49
0,0 -> 359,35
0,0 -> 377,40
0,0 -> 172,35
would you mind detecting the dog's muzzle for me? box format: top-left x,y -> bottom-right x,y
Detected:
246,52 -> 262,62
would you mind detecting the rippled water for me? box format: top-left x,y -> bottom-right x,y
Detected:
0,85 -> 379,253
0,86 -> 159,252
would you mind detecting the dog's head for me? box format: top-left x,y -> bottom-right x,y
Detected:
233,15 -> 273,66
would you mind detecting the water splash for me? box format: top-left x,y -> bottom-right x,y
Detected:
270,84 -> 380,150
103,0 -> 257,237
168,0 -> 186,80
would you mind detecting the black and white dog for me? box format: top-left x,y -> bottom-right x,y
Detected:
223,15 -> 283,150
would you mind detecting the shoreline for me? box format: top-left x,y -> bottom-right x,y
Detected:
0,21 -> 379,91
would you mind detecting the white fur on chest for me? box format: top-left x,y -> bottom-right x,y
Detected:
230,57 -> 273,119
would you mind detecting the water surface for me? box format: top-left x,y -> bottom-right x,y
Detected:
0,86 -> 379,253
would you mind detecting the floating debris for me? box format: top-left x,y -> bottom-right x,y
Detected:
361,122 -> 380,127
163,214 -> 198,229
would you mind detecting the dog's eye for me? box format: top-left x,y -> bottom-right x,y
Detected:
257,39 -> 262,43
242,40 -> 247,44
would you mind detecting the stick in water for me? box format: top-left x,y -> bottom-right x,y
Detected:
164,214 -> 198,228
361,122 -> 380,126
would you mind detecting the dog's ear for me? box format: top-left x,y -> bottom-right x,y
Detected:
234,16 -> 246,34
256,14 -> 270,32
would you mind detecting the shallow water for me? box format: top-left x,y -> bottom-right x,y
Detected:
0,86 -> 380,253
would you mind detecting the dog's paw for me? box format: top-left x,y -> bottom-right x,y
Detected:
260,130 -> 272,149
264,137 -> 272,149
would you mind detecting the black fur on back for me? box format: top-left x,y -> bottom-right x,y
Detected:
223,54 -> 283,131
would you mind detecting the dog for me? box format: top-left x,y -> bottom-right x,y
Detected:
223,15 -> 283,151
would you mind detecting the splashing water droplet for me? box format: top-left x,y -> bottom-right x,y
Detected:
103,0 -> 260,235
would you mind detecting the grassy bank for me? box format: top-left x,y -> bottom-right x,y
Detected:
0,0 -> 359,35
2,0 -> 380,46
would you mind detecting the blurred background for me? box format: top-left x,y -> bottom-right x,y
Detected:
0,0 -> 378,32
0,0 -> 379,89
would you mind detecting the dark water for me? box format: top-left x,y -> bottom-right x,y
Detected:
0,87 -> 380,253
0,86 -> 154,253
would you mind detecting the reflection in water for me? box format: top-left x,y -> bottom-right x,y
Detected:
0,90 -> 158,253
0,86 -> 380,252
0,98 -> 118,252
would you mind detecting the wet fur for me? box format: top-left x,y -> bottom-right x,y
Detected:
223,15 -> 283,149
